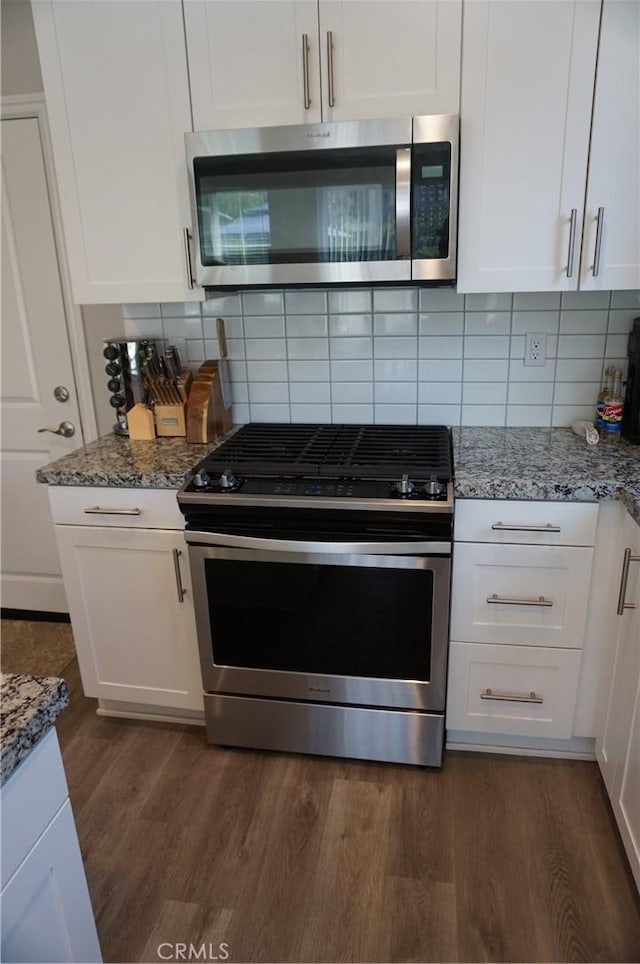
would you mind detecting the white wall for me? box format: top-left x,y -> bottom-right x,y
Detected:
120,287 -> 639,428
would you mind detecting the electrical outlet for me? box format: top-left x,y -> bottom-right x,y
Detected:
525,332 -> 547,367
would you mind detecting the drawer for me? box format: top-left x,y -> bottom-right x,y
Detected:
451,543 -> 593,648
446,641 -> 582,739
454,499 -> 598,546
48,485 -> 183,529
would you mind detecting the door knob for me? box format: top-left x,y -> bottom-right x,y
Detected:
53,385 -> 70,402
38,420 -> 75,438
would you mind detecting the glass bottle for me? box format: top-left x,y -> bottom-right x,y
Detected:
601,368 -> 624,443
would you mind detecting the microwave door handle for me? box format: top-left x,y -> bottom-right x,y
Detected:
395,148 -> 411,259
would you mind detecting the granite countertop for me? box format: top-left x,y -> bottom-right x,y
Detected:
1,674 -> 69,785
36,426 -> 640,524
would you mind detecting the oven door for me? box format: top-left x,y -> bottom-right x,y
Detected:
188,538 -> 450,712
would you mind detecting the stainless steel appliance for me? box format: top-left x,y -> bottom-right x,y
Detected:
185,114 -> 459,288
178,423 -> 454,767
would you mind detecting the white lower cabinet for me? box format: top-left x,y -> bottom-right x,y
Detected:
0,730 -> 102,963
596,509 -> 640,889
50,488 -> 203,715
447,499 -> 598,747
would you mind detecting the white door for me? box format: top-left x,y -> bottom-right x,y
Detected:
185,0 -> 321,129
579,0 -> 640,291
457,0 -> 600,292
1,115 -> 82,613
318,0 -> 461,121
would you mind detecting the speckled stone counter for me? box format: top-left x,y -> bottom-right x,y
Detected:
36,426 -> 640,524
452,427 -> 640,523
1,674 -> 69,785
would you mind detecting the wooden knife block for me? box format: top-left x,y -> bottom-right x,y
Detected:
186,361 -> 232,444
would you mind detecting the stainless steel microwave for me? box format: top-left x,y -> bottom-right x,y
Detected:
185,114 -> 459,288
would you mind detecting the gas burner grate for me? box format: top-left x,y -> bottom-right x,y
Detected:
203,423 -> 452,480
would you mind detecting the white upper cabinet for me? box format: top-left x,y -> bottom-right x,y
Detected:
579,1 -> 640,291
185,0 -> 461,130
32,0 -> 201,305
185,1 -> 322,129
457,0 -> 601,293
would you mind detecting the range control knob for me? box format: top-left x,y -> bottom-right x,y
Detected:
219,469 -> 238,490
192,467 -> 211,488
425,475 -> 444,497
394,473 -> 415,496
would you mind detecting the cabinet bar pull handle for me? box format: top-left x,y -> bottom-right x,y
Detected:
173,548 -> 186,603
84,506 -> 141,516
481,688 -> 544,704
487,593 -> 553,607
616,547 -> 640,615
395,148 -> 411,258
183,228 -> 195,289
327,31 -> 335,107
302,34 -> 311,109
566,208 -> 577,278
491,522 -> 561,533
592,207 -> 605,276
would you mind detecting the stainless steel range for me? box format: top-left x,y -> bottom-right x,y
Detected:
178,422 -> 453,767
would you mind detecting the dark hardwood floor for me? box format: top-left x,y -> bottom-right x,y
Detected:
56,659 -> 640,964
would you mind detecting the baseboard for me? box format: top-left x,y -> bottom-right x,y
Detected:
446,730 -> 596,761
96,699 -> 205,728
1,608 -> 70,623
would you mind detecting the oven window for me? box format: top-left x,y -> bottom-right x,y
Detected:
204,558 -> 433,681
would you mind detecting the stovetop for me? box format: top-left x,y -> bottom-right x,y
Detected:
179,423 -> 453,511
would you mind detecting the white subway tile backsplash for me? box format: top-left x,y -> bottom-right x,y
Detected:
462,382 -> 507,405
140,287 -> 627,429
245,338 -> 286,360
244,315 -> 285,338
374,359 -> 418,381
418,336 -> 463,358
329,314 -> 372,336
284,290 -> 327,314
419,312 -> 464,335
285,315 -> 328,337
241,291 -> 284,315
419,359 -> 463,382
419,289 -> 464,311
513,292 -> 561,310
373,288 -> 417,312
376,382 -> 416,404
330,360 -> 373,381
559,310 -> 608,334
330,337 -> 372,360
331,382 -> 373,404
375,404 -> 416,424
418,404 -> 461,425
328,289 -> 372,313
374,314 -> 418,336
464,312 -> 511,336
287,337 -> 329,360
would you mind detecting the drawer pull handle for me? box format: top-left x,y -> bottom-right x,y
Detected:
84,506 -> 142,516
481,688 -> 544,704
487,593 -> 553,608
172,548 -> 186,603
616,547 -> 640,615
491,522 -> 561,533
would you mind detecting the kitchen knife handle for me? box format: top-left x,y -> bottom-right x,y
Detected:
566,208 -> 577,278
327,31 -> 335,107
173,548 -> 187,603
302,34 -> 311,109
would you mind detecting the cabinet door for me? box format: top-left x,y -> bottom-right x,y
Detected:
457,0 -> 600,292
185,0 -> 321,129
32,0 -> 200,304
0,800 -> 102,964
580,0 -> 640,291
55,526 -> 203,712
318,0 -> 461,121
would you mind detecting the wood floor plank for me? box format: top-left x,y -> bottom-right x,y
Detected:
386,763 -> 455,883
383,877 -> 458,963
139,900 -> 233,964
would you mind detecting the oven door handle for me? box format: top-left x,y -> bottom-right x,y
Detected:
184,529 -> 451,556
